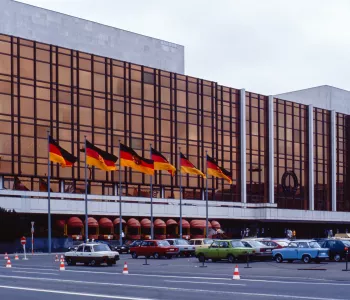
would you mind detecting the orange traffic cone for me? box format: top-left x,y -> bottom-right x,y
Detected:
233,265 -> 240,280
122,262 -> 129,274
59,260 -> 65,271
4,253 -> 8,260
6,259 -> 11,268
55,255 -> 59,262
15,254 -> 19,260
60,255 -> 64,262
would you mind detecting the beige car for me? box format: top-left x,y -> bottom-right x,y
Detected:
188,238 -> 214,249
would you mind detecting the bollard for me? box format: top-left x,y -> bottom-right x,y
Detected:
343,248 -> 349,271
143,256 -> 149,266
244,252 -> 252,269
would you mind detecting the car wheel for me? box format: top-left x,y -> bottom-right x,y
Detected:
302,255 -> 311,264
275,254 -> 283,263
227,254 -> 235,263
198,254 -> 205,263
334,254 -> 341,262
167,255 -> 172,259
212,259 -> 217,262
153,252 -> 160,259
287,260 -> 293,263
66,258 -> 75,266
131,252 -> 138,259
90,260 -> 96,266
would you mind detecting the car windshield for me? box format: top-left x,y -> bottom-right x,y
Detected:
277,241 -> 289,247
93,244 -> 111,252
157,241 -> 170,247
343,241 -> 350,246
247,241 -> 266,247
175,239 -> 189,245
204,239 -> 213,244
309,242 -> 321,248
231,241 -> 245,248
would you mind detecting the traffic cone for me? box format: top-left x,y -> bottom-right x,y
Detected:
4,253 -> 8,260
60,255 -> 64,262
15,254 -> 19,260
59,260 -> 65,271
122,262 -> 129,275
233,265 -> 240,280
55,255 -> 59,262
6,259 -> 11,268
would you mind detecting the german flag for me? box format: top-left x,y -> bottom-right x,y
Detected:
120,144 -> 154,175
49,136 -> 77,167
81,140 -> 118,171
207,155 -> 233,184
180,153 -> 206,178
151,148 -> 176,176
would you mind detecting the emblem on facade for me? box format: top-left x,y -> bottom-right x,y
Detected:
281,171 -> 299,194
132,155 -> 141,165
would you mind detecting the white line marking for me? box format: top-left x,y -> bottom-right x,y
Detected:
0,285 -> 155,300
164,280 -> 246,286
11,270 -> 59,276
0,276 -> 345,300
0,266 -> 346,286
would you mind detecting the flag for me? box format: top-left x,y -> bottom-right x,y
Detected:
39,178 -> 53,192
13,176 -> 29,191
49,136 -> 77,167
151,148 -> 176,176
81,140 -> 118,171
207,155 -> 233,184
180,153 -> 206,178
120,143 -> 154,175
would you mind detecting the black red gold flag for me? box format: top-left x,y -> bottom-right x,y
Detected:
207,155 -> 233,184
151,148 -> 176,176
180,153 -> 205,178
120,144 -> 154,175
49,136 -> 77,167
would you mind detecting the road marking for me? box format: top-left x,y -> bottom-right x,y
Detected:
0,266 -> 347,286
0,285 -> 155,300
164,280 -> 246,286
11,270 -> 59,276
0,276 -> 345,300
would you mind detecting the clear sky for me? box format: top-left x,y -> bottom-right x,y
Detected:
17,0 -> 350,95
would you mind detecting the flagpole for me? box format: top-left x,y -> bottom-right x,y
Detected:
179,147 -> 182,238
47,130 -> 52,254
205,151 -> 209,239
118,140 -> 123,246
150,144 -> 154,239
84,136 -> 88,242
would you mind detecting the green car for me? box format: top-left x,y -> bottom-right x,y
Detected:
195,240 -> 255,263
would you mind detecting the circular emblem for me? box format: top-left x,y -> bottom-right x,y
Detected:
281,171 -> 299,194
132,155 -> 141,165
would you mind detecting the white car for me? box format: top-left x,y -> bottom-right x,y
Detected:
65,243 -> 120,266
165,239 -> 195,257
241,240 -> 274,260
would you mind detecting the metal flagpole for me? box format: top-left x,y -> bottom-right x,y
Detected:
47,130 -> 52,253
118,140 -> 123,246
150,144 -> 154,239
205,151 -> 209,239
179,147 -> 182,238
84,136 -> 88,242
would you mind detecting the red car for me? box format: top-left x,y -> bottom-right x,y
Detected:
130,240 -> 179,259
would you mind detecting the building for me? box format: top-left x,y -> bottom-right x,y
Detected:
0,2 -> 349,242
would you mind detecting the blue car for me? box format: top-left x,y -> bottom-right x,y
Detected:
272,240 -> 329,263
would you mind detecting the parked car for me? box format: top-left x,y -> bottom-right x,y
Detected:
241,240 -> 274,260
188,238 -> 214,249
261,240 -> 289,249
195,240 -> 255,263
130,240 -> 179,259
114,241 -> 130,254
165,239 -> 195,257
128,240 -> 143,248
272,240 -> 329,263
320,239 -> 350,262
64,242 -> 120,266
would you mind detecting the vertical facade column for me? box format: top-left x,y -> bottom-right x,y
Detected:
240,89 -> 247,204
331,110 -> 337,211
308,105 -> 314,211
268,96 -> 274,204
59,180 -> 64,193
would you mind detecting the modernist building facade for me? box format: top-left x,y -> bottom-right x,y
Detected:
0,1 -> 349,239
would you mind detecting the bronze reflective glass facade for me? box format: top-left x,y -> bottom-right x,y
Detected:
0,33 -> 349,212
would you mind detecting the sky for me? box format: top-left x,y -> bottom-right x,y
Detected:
17,0 -> 350,95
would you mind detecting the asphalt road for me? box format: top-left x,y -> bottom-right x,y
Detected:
0,254 -> 350,299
